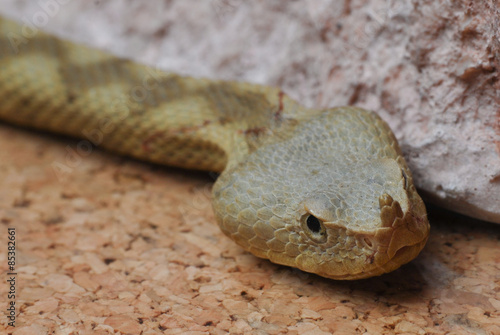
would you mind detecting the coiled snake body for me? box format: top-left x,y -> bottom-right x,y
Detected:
0,17 -> 429,280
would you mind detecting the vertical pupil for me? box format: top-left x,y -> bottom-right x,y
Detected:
306,215 -> 321,233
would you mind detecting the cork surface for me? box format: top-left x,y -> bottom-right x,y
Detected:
1,124 -> 500,334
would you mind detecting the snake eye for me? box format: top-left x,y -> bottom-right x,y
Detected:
301,214 -> 327,243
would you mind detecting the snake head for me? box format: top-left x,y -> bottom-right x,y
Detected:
212,107 -> 429,280
290,160 -> 429,280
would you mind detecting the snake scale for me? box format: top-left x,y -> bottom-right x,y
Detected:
0,16 -> 429,280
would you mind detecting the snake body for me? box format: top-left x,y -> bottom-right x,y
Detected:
0,17 -> 429,280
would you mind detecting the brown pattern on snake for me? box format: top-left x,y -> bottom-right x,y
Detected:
0,16 -> 429,279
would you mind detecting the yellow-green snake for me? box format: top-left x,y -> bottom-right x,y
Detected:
0,16 -> 429,280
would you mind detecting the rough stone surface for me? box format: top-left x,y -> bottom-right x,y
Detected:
1,0 -> 499,222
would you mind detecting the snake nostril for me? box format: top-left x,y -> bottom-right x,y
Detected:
363,237 -> 374,248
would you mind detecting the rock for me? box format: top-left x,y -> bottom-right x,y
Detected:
1,0 -> 499,222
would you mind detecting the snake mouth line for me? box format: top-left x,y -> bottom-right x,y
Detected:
375,234 -> 429,275
324,232 -> 428,281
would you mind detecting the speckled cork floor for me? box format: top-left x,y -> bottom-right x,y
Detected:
0,123 -> 499,335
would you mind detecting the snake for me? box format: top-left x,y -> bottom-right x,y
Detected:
0,16 -> 429,280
